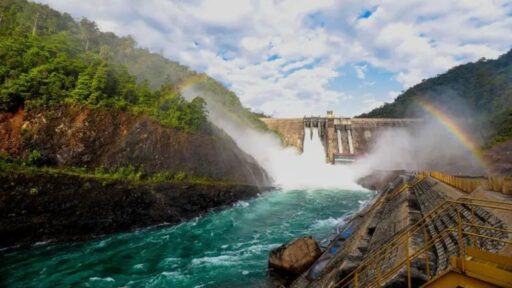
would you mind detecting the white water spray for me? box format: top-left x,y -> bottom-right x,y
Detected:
209,115 -> 361,190
181,86 -> 362,190
286,127 -> 361,190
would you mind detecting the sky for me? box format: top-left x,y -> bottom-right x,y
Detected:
36,0 -> 512,117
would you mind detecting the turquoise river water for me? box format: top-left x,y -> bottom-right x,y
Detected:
0,188 -> 371,288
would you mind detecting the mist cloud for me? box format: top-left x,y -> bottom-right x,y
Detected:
353,118 -> 486,177
182,86 -> 363,190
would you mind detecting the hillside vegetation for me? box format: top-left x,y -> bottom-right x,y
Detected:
0,0 -> 271,186
0,0 -> 265,132
359,50 -> 512,145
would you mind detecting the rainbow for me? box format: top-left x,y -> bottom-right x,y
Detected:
176,74 -> 209,92
416,98 -> 488,169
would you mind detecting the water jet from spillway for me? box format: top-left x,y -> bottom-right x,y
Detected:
206,114 -> 361,190
180,86 -> 362,190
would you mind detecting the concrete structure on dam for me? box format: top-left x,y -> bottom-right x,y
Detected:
261,112 -> 421,163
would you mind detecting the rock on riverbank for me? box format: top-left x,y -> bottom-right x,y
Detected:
268,236 -> 322,277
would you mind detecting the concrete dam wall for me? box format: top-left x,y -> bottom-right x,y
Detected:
260,118 -> 306,152
261,117 -> 421,163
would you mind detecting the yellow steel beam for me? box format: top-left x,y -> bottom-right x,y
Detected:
421,270 -> 499,288
467,246 -> 512,270
463,257 -> 512,288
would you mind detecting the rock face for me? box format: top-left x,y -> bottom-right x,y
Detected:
0,106 -> 270,186
0,169 -> 265,249
269,236 -> 322,276
486,139 -> 512,176
260,118 -> 305,152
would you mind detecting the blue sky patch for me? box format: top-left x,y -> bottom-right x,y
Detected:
328,64 -> 402,116
282,59 -> 320,77
267,54 -> 280,61
358,7 -> 378,19
305,11 -> 326,28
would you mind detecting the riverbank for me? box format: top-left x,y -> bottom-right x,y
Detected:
0,164 -> 268,249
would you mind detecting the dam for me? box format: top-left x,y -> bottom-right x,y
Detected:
261,112 -> 421,163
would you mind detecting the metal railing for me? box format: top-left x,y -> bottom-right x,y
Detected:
332,198 -> 512,288
418,171 -> 512,195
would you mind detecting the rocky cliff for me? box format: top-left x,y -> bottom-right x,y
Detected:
0,167 -> 264,248
485,139 -> 512,176
0,105 -> 272,248
0,105 -> 270,186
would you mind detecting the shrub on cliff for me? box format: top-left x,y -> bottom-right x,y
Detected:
26,149 -> 55,167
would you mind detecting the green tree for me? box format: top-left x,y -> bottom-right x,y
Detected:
0,73 -> 31,111
79,18 -> 98,51
188,96 -> 207,131
89,63 -> 108,104
71,65 -> 94,101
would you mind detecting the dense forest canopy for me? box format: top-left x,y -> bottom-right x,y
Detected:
0,0 -> 266,132
358,50 -> 512,146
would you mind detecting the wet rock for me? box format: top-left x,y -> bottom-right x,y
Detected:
268,236 -> 322,276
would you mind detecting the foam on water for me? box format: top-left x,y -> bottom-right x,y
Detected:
311,216 -> 346,230
88,277 -> 115,282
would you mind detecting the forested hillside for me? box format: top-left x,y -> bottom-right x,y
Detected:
359,50 -> 512,145
0,0 -> 271,185
0,0 -> 265,132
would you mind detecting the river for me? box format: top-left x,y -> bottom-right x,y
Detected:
0,188 -> 370,287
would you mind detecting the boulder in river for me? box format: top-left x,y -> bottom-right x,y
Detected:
268,236 -> 322,276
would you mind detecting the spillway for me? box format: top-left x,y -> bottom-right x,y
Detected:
336,128 -> 343,154
302,127 -> 325,164
347,128 -> 354,154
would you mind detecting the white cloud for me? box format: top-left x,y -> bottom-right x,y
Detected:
353,64 -> 368,79
388,90 -> 400,100
353,0 -> 512,88
34,0 -> 512,116
184,0 -> 253,26
363,97 -> 384,110
396,69 -> 425,88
